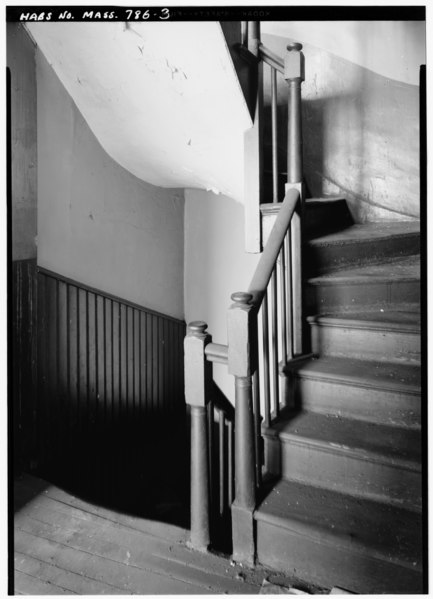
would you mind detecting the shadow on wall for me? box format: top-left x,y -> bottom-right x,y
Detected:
261,40 -> 420,222
25,269 -> 190,529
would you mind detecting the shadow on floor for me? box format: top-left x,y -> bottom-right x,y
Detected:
19,410 -> 191,531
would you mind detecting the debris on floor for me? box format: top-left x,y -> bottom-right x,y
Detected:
260,578 -> 309,594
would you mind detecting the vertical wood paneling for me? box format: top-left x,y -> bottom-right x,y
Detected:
12,259 -> 37,470
34,268 -> 186,496
112,300 -> 120,422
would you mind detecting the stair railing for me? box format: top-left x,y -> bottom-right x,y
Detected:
185,24 -> 305,564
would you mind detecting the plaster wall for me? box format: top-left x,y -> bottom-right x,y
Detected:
37,49 -> 185,320
262,21 -> 425,86
184,189 -> 260,401
7,23 -> 38,260
262,22 -> 424,221
27,21 -> 251,202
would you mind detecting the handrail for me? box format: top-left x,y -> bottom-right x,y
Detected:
205,342 -> 228,365
258,43 -> 284,74
185,21 -> 306,565
248,188 -> 300,306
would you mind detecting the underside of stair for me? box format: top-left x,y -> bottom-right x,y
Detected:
255,197 -> 423,594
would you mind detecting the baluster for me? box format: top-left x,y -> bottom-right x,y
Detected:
247,21 -> 260,56
261,295 -> 271,426
279,246 -> 287,362
271,67 -> 279,203
278,245 -> 288,407
291,210 -> 303,355
219,409 -> 226,516
252,370 -> 262,487
207,400 -> 214,515
227,419 -> 234,506
284,232 -> 294,360
270,270 -> 279,417
184,321 -> 211,551
241,21 -> 248,46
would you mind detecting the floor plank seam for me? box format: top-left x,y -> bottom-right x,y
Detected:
17,508 -> 185,563
16,527 -> 212,593
17,493 -> 183,545
15,568 -> 79,594
15,550 -> 127,593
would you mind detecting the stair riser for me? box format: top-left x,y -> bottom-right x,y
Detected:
310,322 -> 421,364
305,201 -> 354,238
262,200 -> 352,246
306,235 -> 420,276
306,280 -> 420,313
292,377 -> 420,428
263,435 -> 421,510
256,520 -> 423,594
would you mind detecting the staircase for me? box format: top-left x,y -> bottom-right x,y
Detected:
256,197 -> 423,594
184,24 -> 424,596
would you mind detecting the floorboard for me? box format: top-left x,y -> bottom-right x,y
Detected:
13,473 -> 317,595
14,570 -> 75,595
15,552 -> 125,595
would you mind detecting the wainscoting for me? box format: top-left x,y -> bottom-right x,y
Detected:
11,259 -> 37,471
14,266 -> 188,521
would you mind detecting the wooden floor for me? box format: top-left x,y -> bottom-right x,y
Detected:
13,473 -> 317,595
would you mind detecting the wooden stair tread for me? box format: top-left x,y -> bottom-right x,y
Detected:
269,411 -> 422,468
294,356 -> 421,394
262,196 -> 347,214
307,309 -> 421,330
307,222 -> 420,246
255,479 -> 423,568
308,255 -> 420,284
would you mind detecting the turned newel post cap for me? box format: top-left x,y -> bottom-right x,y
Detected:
284,41 -> 305,82
287,42 -> 303,52
231,291 -> 253,306
187,321 -> 208,336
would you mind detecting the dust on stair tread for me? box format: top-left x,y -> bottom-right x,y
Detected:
308,254 -> 420,283
255,479 -> 423,569
308,222 -> 420,245
308,309 -> 421,328
295,355 -> 421,393
272,411 -> 422,466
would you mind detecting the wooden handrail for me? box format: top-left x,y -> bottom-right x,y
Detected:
248,188 -> 300,306
205,342 -> 228,365
258,43 -> 284,74
186,23 -> 306,565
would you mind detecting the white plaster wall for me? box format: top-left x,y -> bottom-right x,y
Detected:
27,21 -> 251,202
261,22 -> 424,222
37,49 -> 185,320
184,189 -> 260,401
262,21 -> 425,85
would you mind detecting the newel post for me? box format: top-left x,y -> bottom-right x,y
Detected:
285,42 -> 305,355
285,42 -> 305,191
184,321 -> 211,551
227,292 -> 257,565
